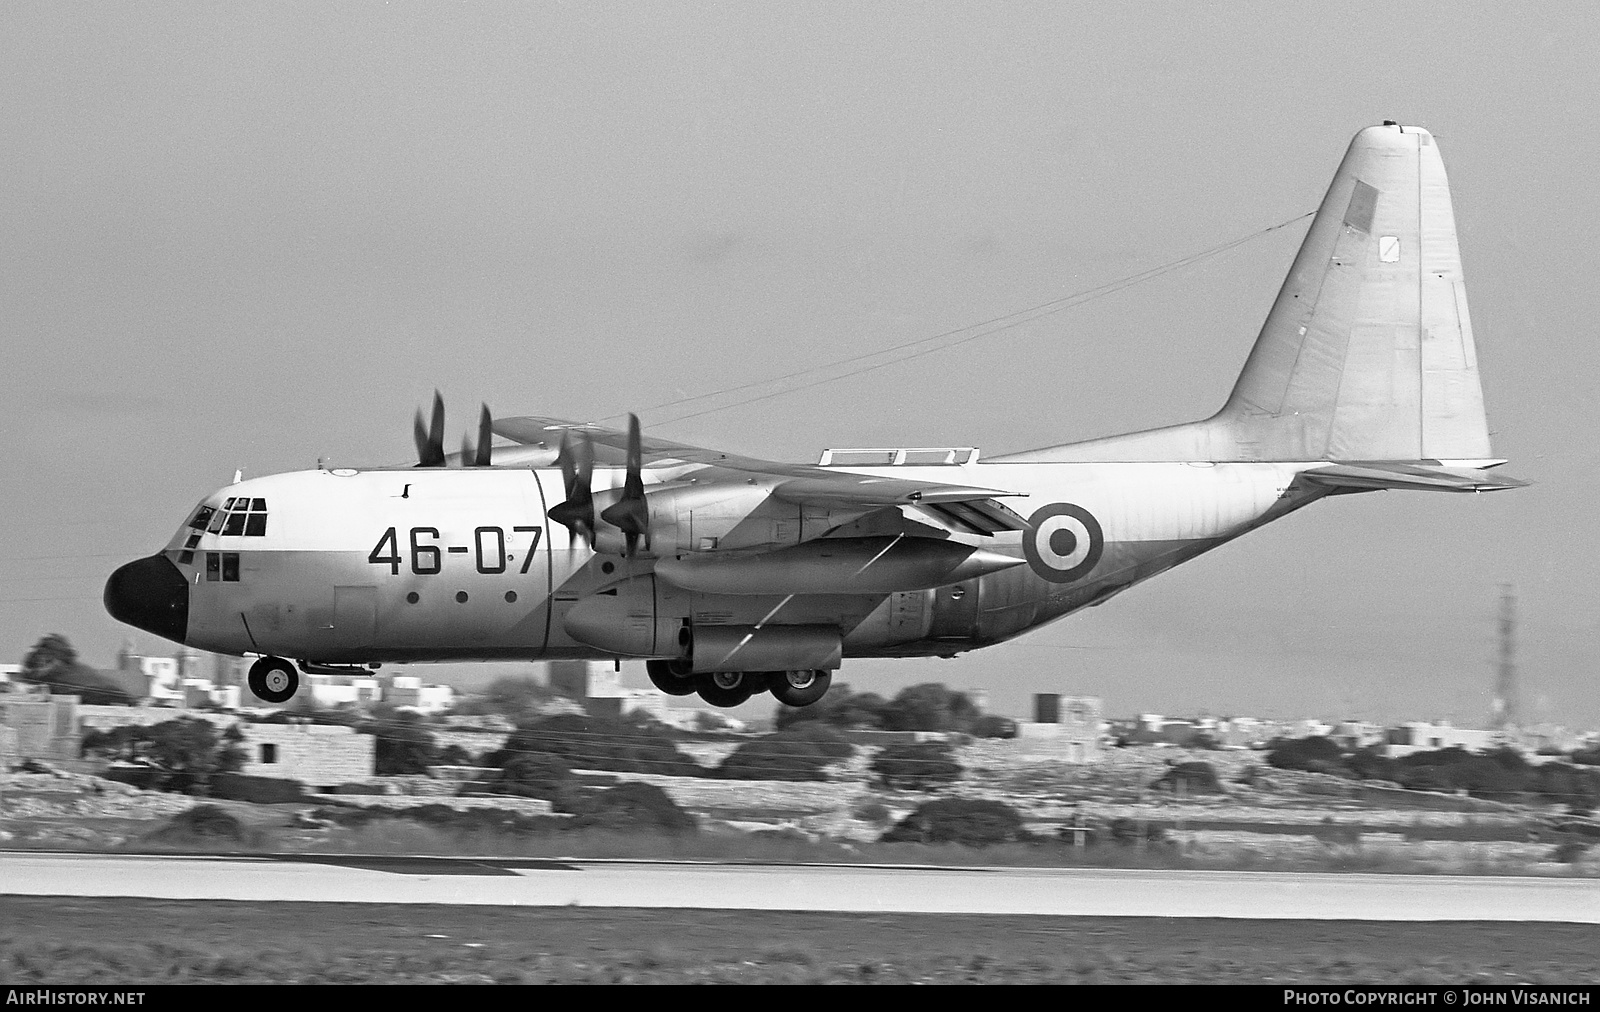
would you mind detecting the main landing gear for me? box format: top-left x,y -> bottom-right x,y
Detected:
247,656 -> 299,704
646,661 -> 832,709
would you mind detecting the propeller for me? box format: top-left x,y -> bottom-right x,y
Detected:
599,413 -> 651,557
458,403 -> 494,468
412,391 -> 446,467
547,428 -> 596,547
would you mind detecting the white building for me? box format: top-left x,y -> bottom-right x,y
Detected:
387,675 -> 454,714
1017,695 -> 1103,763
236,722 -> 375,786
1383,721 -> 1497,758
301,673 -> 383,708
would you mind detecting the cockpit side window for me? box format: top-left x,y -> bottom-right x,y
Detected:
188,506 -> 215,531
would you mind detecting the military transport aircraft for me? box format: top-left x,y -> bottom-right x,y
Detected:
105,122 -> 1523,708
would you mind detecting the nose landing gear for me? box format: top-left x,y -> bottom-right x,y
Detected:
247,656 -> 299,704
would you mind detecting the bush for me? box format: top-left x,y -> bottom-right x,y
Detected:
871,740 -> 963,790
711,724 -> 854,781
489,753 -> 575,798
311,804 -> 562,836
970,715 -> 1019,739
880,798 -> 1027,846
208,773 -> 316,804
775,684 -> 889,731
555,782 -> 698,835
1150,761 -> 1222,794
147,804 -> 247,844
1264,735 -> 1348,774
485,714 -> 703,778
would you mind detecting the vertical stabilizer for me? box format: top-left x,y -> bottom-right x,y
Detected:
1006,123 -> 1497,464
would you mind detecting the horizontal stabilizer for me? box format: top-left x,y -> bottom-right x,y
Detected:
1300,462 -> 1529,493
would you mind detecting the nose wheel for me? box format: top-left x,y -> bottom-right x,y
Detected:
247,656 -> 299,704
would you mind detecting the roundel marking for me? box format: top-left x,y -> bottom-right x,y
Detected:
1022,503 -> 1104,584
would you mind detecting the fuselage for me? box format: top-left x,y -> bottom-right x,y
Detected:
107,458 -> 1329,669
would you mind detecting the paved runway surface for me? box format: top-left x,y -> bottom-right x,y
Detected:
2,853 -> 1597,921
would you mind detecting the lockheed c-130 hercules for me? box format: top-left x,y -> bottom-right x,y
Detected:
106,123 -> 1523,708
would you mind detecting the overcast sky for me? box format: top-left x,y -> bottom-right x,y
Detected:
3,3 -> 1595,726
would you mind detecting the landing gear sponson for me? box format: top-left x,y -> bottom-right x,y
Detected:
646,659 -> 832,709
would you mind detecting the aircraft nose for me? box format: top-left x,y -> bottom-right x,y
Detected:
104,553 -> 189,645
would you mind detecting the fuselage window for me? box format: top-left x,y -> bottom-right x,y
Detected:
205,552 -> 242,582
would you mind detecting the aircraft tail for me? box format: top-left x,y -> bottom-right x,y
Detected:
1004,123 -> 1506,471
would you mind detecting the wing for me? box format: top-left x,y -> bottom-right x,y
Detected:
493,414 -> 1027,534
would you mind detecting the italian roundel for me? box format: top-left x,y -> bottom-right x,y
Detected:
1022,503 -> 1104,584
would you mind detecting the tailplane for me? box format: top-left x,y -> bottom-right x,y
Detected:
1003,123 -> 1511,476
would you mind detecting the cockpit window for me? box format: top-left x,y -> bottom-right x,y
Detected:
188,505 -> 215,531
208,497 -> 269,537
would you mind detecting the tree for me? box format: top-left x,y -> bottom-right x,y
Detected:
485,714 -> 703,778
773,684 -> 888,730
82,718 -> 245,794
871,740 -> 963,790
1264,735 -> 1349,775
21,634 -> 77,685
880,684 -> 981,733
363,709 -> 439,775
712,723 -> 855,781
18,634 -> 131,704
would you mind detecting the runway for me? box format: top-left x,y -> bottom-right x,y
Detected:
1,852 -> 1596,921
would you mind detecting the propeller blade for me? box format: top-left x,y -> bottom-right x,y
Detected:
599,414 -> 651,556
548,429 -> 596,546
473,404 -> 493,467
412,390 -> 446,467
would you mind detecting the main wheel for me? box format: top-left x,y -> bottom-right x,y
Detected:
645,658 -> 697,696
770,669 -> 832,708
695,670 -> 758,708
247,656 -> 299,704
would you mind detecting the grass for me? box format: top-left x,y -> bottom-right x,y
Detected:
0,898 -> 1594,984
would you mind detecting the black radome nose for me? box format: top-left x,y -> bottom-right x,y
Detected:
104,553 -> 189,645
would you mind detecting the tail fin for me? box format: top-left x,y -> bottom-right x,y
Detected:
1008,123 -> 1500,465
